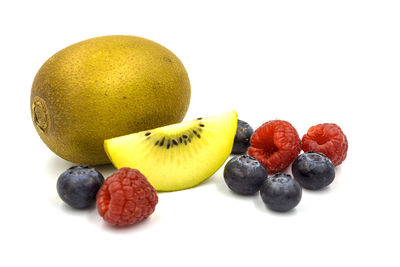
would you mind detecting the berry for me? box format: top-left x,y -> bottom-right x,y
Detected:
302,123 -> 347,166
223,155 -> 268,195
232,120 -> 254,154
57,166 -> 104,209
248,120 -> 301,174
260,173 -> 302,212
96,168 -> 158,226
292,152 -> 335,190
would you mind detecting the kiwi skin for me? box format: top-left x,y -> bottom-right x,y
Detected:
31,35 -> 190,165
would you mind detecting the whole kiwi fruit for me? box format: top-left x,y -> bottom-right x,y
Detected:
31,35 -> 190,165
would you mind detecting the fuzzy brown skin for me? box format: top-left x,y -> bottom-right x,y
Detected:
31,35 -> 190,165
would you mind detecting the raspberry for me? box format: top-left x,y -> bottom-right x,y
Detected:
96,168 -> 158,226
248,120 -> 301,174
302,123 -> 348,166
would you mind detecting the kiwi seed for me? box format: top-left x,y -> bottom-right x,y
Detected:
193,130 -> 201,138
147,121 -> 207,150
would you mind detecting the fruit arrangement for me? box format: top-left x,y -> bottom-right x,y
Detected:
32,35 -> 348,227
224,120 -> 348,212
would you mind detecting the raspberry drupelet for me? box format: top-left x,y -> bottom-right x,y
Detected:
248,120 -> 301,174
97,168 -> 158,226
301,123 -> 348,166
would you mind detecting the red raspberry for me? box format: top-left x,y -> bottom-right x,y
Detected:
248,120 -> 301,174
96,168 -> 158,227
302,123 -> 348,166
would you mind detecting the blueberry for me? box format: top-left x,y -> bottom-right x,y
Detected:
260,173 -> 302,212
223,155 -> 268,195
291,152 -> 335,190
232,120 -> 254,154
56,166 -> 104,209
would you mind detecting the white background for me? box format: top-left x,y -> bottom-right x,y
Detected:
1,1 -> 399,266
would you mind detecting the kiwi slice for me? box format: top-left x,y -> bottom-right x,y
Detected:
104,110 -> 238,191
